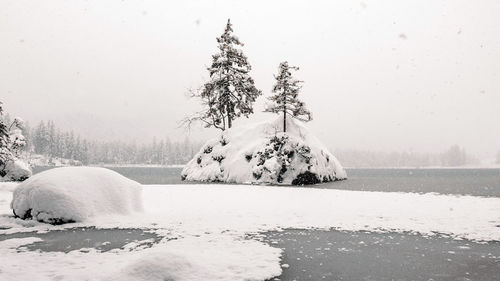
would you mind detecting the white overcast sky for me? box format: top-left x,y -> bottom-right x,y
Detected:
1,0 -> 499,158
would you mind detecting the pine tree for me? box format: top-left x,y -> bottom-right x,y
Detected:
184,19 -> 262,131
0,102 -> 11,173
265,61 -> 312,132
441,145 -> 467,166
7,117 -> 26,158
47,120 -> 56,156
33,121 -> 49,155
22,121 -> 32,152
0,101 -> 26,175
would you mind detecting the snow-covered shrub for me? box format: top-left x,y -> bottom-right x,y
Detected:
8,118 -> 26,156
0,102 -> 29,181
181,116 -> 347,185
11,167 -> 143,224
3,159 -> 32,181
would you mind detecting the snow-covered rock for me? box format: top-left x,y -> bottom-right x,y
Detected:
11,167 -> 143,224
181,116 -> 347,185
2,160 -> 32,182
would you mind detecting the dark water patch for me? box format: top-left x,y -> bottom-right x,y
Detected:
320,168 -> 500,197
32,166 -> 500,197
259,229 -> 500,281
105,167 -> 185,185
0,227 -> 163,253
32,166 -> 185,185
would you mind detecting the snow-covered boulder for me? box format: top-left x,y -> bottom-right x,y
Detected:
182,116 -> 347,185
2,159 -> 32,181
11,167 -> 143,224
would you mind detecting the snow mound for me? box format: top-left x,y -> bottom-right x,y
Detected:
109,237 -> 282,281
182,116 -> 347,185
2,160 -> 32,182
11,167 -> 143,224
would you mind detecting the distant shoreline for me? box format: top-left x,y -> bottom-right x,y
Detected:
96,164 -> 186,169
342,165 -> 500,169
30,164 -> 500,170
30,164 -> 186,169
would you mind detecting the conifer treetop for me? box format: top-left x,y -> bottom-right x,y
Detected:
265,61 -> 312,130
183,19 -> 262,131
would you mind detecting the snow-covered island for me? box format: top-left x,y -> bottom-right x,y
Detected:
182,116 -> 347,185
181,29 -> 347,185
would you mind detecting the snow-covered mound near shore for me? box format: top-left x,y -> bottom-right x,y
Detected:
182,116 -> 347,185
1,159 -> 32,182
11,167 -> 143,224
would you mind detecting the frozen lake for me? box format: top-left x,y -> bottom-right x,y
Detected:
1,227 -> 499,281
14,166 -> 499,280
260,229 -> 500,281
33,166 -> 500,197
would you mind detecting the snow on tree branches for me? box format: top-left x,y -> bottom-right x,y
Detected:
183,19 -> 262,131
265,61 -> 312,132
0,101 -> 27,177
0,103 -> 10,173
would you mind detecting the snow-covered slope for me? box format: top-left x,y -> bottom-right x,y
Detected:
182,116 -> 346,185
11,167 -> 143,224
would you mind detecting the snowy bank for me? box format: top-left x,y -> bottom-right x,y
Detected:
139,185 -> 500,242
0,183 -> 499,280
182,116 -> 347,185
11,167 -> 142,224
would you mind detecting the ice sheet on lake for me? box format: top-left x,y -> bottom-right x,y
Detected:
0,182 -> 499,280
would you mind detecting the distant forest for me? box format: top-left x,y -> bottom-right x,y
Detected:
334,146 -> 479,168
1,113 -> 488,168
16,118 -> 202,166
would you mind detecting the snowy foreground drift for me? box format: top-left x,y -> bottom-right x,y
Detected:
182,116 -> 347,184
10,167 -> 142,223
0,184 -> 499,281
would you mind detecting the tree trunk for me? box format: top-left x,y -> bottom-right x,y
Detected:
227,105 -> 232,129
283,110 -> 286,133
283,92 -> 287,133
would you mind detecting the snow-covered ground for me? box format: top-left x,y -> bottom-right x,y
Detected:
0,183 -> 499,280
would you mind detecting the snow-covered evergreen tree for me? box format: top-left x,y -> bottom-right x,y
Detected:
265,61 -> 312,132
0,102 -> 11,173
0,101 -> 27,176
184,19 -> 261,131
8,117 -> 26,158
